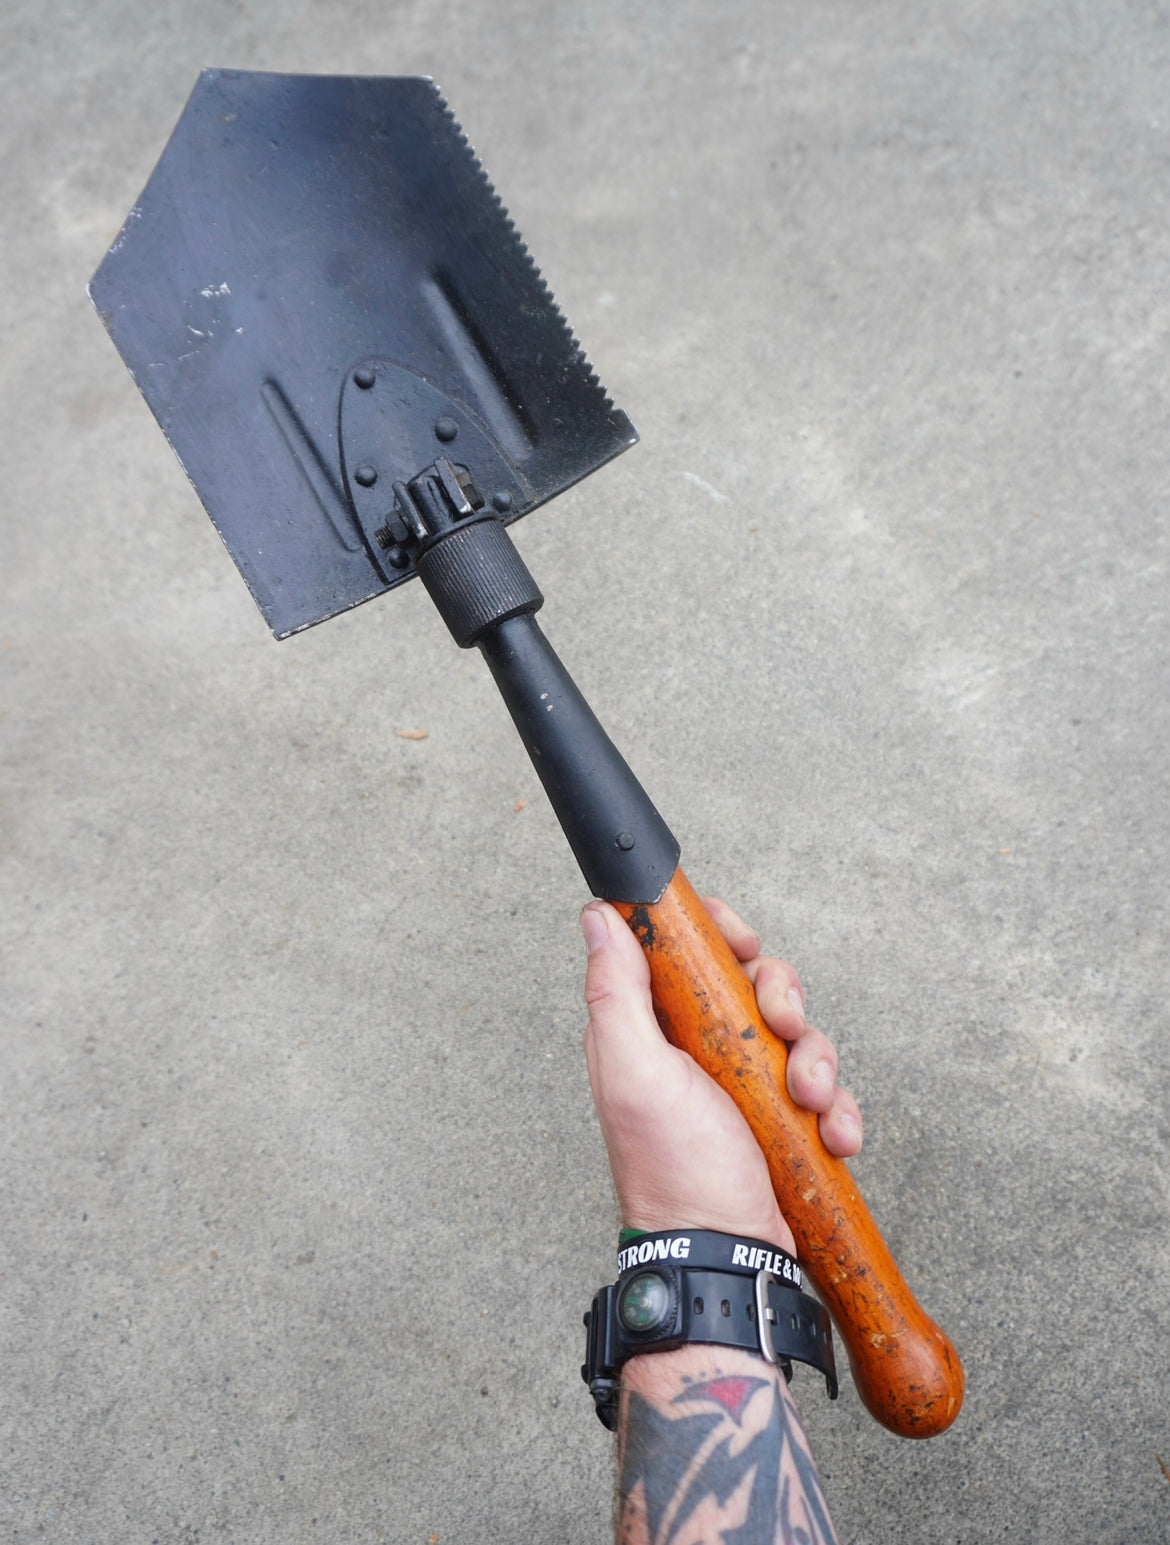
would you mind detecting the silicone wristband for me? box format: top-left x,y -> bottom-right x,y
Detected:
616,1228 -> 802,1289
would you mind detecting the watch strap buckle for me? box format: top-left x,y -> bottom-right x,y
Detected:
754,1269 -> 839,1400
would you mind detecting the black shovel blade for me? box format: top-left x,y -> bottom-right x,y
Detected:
89,70 -> 636,638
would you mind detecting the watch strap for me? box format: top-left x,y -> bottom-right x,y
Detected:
583,1264 -> 837,1431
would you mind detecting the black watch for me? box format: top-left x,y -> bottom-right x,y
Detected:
581,1230 -> 838,1431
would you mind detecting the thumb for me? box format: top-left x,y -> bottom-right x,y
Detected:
580,901 -> 671,1081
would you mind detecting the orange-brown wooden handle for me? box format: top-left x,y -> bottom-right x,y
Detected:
616,868 -> 964,1438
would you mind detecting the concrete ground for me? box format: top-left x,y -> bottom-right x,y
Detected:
3,2 -> 1168,1540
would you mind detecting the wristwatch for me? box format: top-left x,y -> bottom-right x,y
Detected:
582,1229 -> 838,1431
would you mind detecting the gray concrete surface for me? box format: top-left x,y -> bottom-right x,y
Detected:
3,2 -> 1168,1540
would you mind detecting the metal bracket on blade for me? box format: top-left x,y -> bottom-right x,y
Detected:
339,359 -> 533,584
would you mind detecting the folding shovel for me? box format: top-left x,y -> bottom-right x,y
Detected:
90,69 -> 963,1438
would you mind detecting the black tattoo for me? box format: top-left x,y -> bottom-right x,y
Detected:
618,1371 -> 837,1544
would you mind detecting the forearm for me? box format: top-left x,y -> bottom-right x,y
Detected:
616,1346 -> 838,1545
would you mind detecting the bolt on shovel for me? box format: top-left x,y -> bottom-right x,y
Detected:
90,69 -> 963,1438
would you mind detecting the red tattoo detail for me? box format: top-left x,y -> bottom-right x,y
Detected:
678,1376 -> 765,1425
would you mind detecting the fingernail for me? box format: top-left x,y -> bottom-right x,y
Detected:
580,904 -> 609,954
787,987 -> 806,1021
811,1058 -> 834,1090
838,1112 -> 859,1134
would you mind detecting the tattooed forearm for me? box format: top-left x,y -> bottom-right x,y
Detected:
616,1347 -> 838,1545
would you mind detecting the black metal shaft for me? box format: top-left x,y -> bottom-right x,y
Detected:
414,502 -> 679,904
478,614 -> 680,904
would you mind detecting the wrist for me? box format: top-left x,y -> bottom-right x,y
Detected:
623,1341 -> 781,1398
618,1203 -> 795,1257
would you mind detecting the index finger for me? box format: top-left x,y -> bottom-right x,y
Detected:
698,894 -> 762,962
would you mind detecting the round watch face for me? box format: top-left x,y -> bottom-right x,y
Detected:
618,1271 -> 673,1334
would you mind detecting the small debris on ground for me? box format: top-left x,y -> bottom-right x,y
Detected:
396,728 -> 429,741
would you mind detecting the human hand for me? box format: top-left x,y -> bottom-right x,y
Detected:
581,896 -> 863,1257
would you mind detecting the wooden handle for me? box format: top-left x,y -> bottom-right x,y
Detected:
616,869 -> 964,1438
